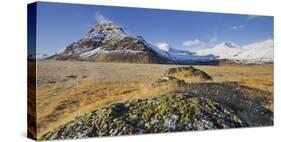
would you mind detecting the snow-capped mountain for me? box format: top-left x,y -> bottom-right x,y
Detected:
195,41 -> 242,60
195,39 -> 273,64
235,39 -> 273,63
48,20 -> 272,65
49,21 -> 170,63
49,21 -> 216,64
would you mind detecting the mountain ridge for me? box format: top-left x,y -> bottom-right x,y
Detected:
47,21 -> 273,64
48,21 -> 217,65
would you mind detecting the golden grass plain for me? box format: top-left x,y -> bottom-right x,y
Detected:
32,60 -> 273,138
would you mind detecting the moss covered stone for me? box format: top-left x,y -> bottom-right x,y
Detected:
41,93 -> 246,140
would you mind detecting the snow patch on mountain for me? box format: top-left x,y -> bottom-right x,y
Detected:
156,42 -> 171,52
80,47 -> 102,57
147,43 -> 172,60
85,21 -> 128,44
80,47 -> 144,59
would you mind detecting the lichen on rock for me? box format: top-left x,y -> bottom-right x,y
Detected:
41,93 -> 246,140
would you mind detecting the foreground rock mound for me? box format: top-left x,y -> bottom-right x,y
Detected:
164,66 -> 212,82
41,93 -> 245,140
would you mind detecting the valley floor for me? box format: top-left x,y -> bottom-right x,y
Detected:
29,61 -> 273,138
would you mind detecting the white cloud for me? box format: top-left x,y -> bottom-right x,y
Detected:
182,36 -> 221,51
182,38 -> 210,51
209,31 -> 219,44
209,37 -> 218,43
182,38 -> 201,47
95,12 -> 110,24
231,25 -> 245,30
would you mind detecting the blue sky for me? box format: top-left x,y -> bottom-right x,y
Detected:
36,2 -> 273,55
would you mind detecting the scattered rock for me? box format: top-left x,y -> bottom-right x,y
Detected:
47,80 -> 56,84
82,75 -> 88,79
65,75 -> 78,79
153,76 -> 185,87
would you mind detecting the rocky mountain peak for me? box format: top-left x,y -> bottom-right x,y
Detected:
87,21 -> 127,36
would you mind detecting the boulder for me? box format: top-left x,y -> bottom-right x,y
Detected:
164,66 -> 212,82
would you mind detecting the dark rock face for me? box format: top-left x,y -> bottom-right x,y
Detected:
101,37 -> 147,51
94,37 -> 170,64
41,93 -> 246,140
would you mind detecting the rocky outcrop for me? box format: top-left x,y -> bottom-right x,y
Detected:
41,93 -> 246,140
163,66 -> 212,82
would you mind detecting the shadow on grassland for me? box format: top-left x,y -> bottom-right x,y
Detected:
183,82 -> 273,126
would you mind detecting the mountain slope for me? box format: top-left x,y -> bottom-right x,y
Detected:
155,42 -> 217,63
195,40 -> 273,64
236,39 -> 273,63
195,41 -> 243,60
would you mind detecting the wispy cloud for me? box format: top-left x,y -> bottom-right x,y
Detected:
95,12 -> 111,24
182,38 -> 210,51
247,15 -> 260,20
182,35 -> 221,51
209,31 -> 219,43
231,25 -> 245,30
209,36 -> 218,43
182,38 -> 201,47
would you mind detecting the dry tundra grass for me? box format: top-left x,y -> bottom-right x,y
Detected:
29,60 -> 273,138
